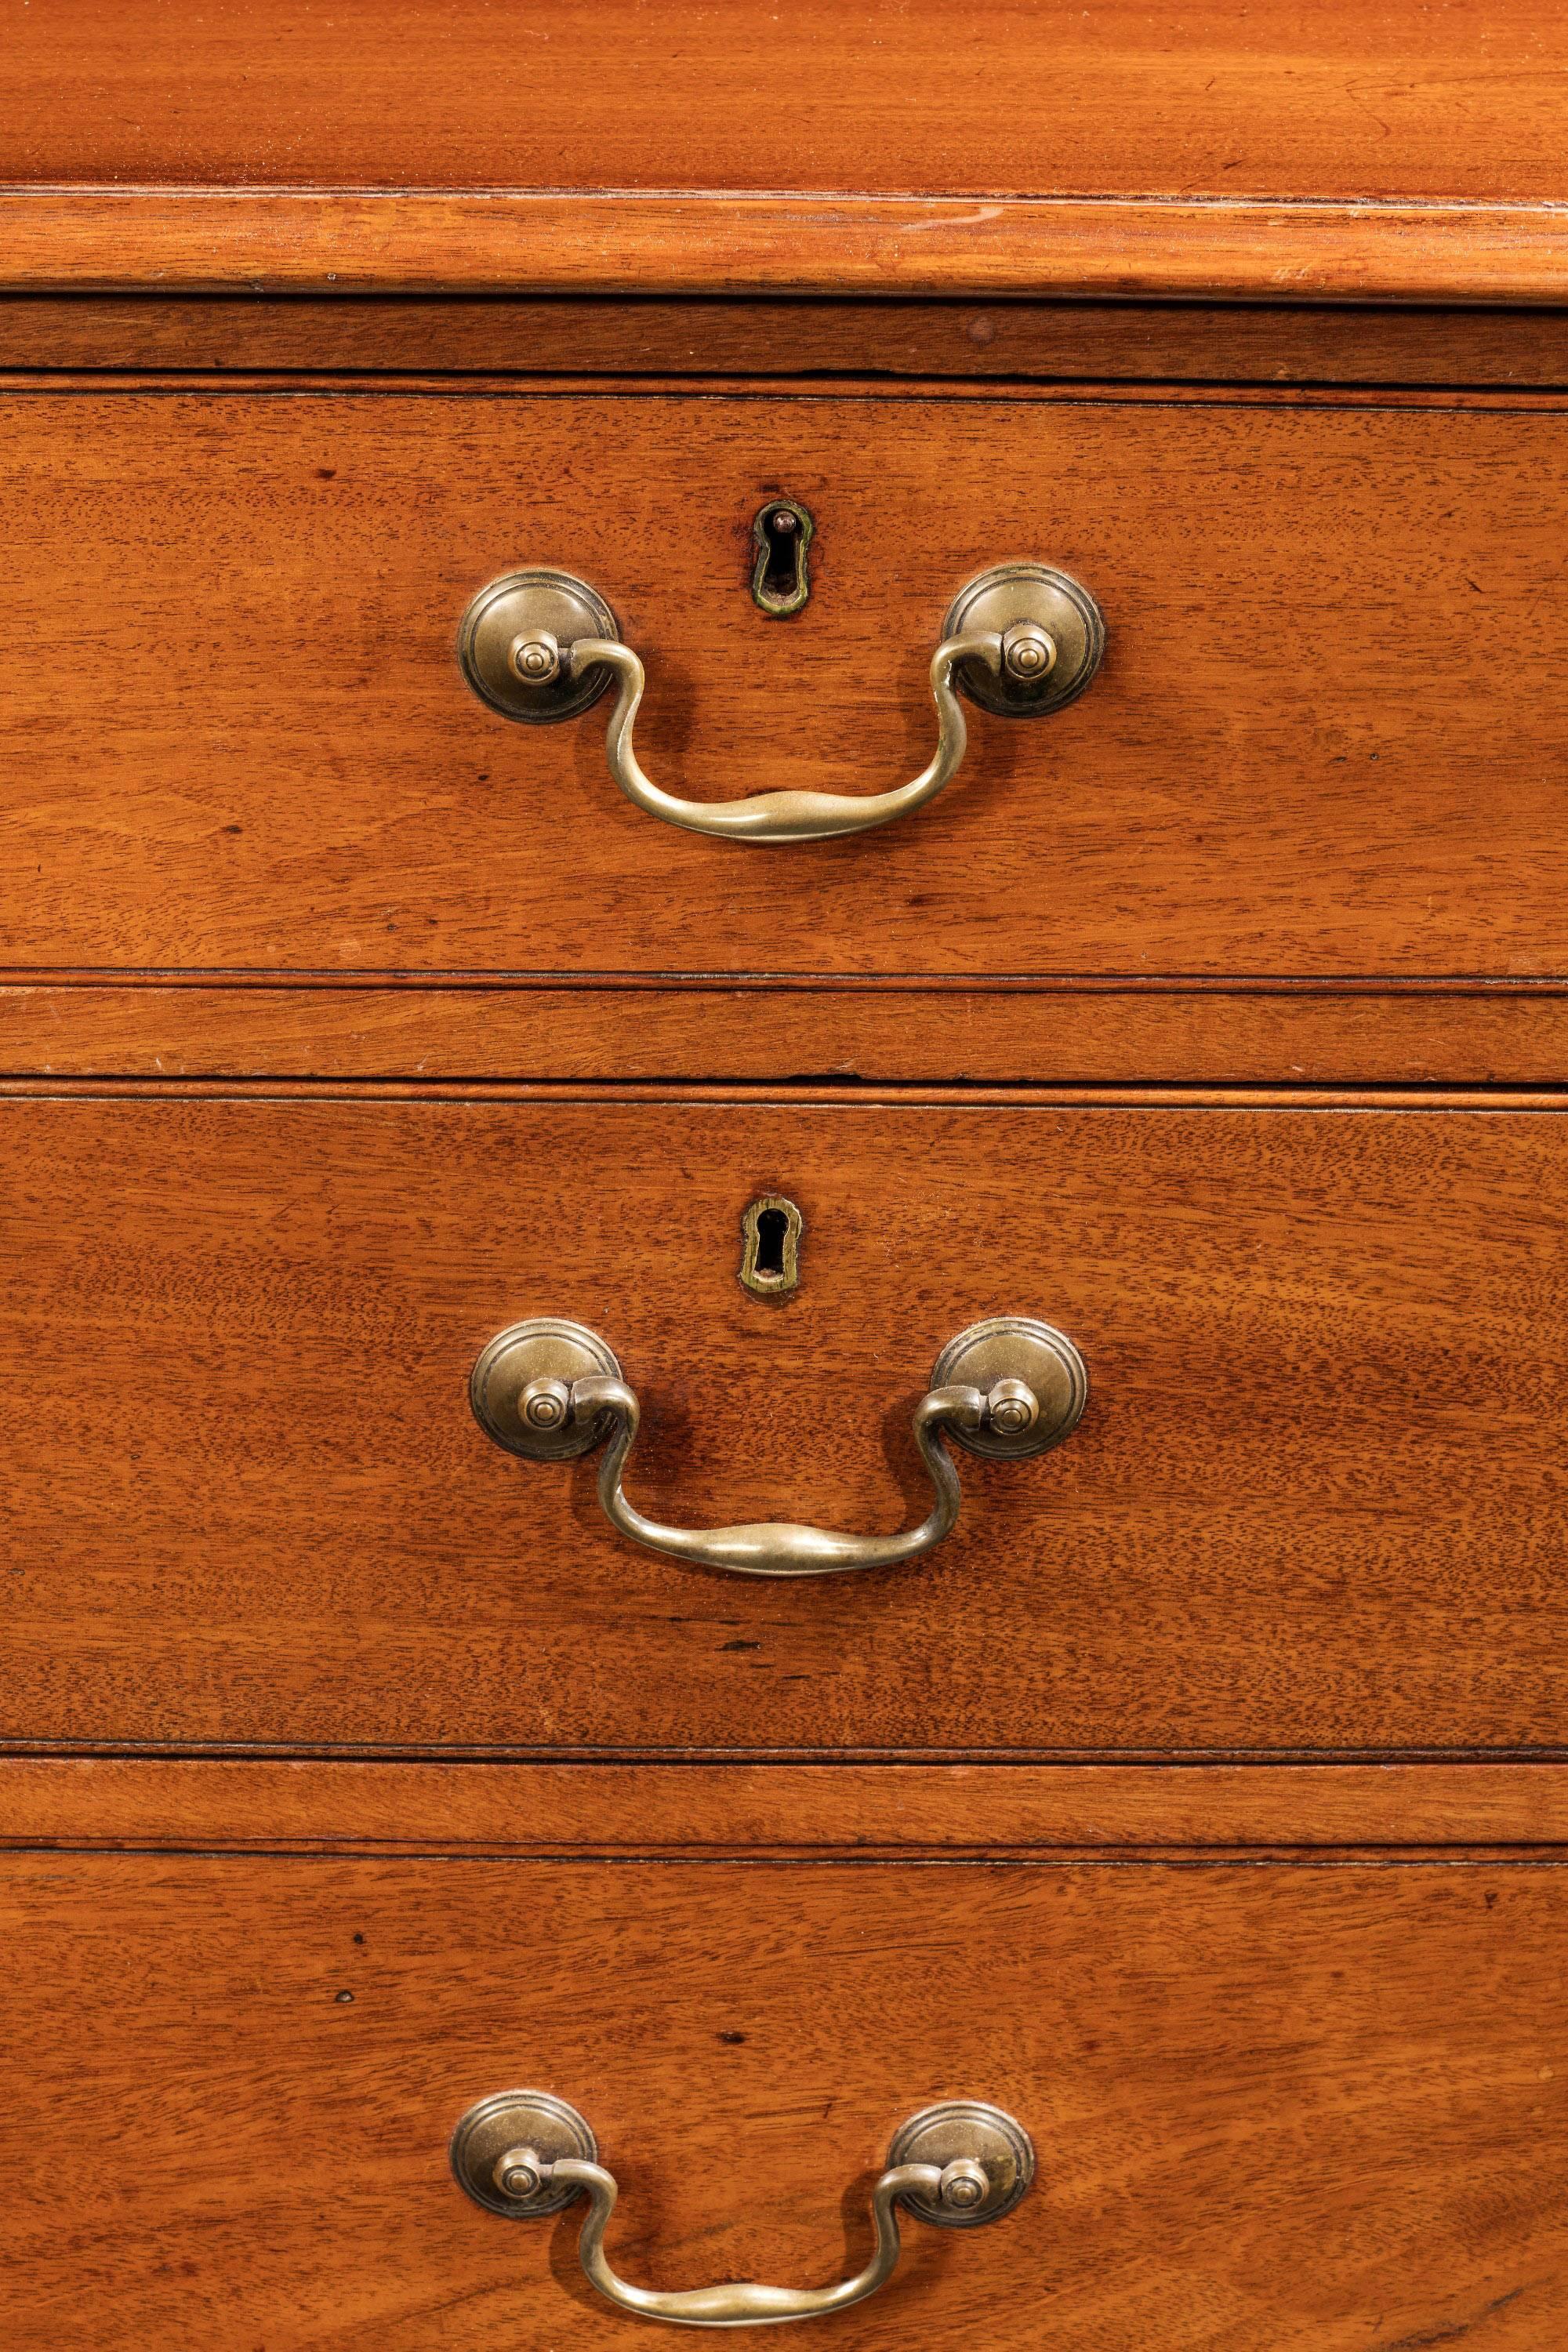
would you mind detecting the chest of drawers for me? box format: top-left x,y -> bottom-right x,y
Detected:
4,5 -> 1568,2347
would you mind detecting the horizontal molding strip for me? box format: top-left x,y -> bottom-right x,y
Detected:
0,1079 -> 1565,1105
4,985 -> 1568,1084
3,971 -> 1568,993
5,190 -> 1568,303
5,1760 -> 1566,1853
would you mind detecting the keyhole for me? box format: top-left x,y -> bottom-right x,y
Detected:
754,1207 -> 789,1277
758,514 -> 800,602
739,1194 -> 804,1298
750,499 -> 813,617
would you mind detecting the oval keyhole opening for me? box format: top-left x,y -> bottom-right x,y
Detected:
751,499 -> 813,617
754,1207 -> 789,1276
740,1194 -> 804,1298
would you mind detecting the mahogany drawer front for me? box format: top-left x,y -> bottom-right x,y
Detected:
2,389 -> 1566,984
0,1850 -> 1560,2349
4,1090 -> 1566,1756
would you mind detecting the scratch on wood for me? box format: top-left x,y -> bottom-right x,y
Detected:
1380,2285 -> 1525,2349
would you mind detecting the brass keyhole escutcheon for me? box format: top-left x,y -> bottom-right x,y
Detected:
751,498 -> 813,616
740,1194 -> 804,1298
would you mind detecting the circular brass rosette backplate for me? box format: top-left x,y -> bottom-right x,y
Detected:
449,2089 -> 598,2220
457,567 -> 621,723
469,1316 -> 623,1462
887,2100 -> 1036,2227
930,1314 -> 1090,1460
942,561 -> 1105,718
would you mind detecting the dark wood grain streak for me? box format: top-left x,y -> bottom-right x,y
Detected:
2,1093 -> 1566,1757
1,1853 -> 1563,2348
5,1759 -> 1568,1853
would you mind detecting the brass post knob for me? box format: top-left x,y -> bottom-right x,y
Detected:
508,631 -> 561,684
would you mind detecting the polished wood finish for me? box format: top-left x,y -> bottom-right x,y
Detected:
4,1091 -> 1566,1756
9,0 -> 1566,203
2,1851 -> 1563,2348
9,296 -> 1568,386
4,387 -> 1568,980
7,978 -> 1568,1084
7,1758 -> 1568,1853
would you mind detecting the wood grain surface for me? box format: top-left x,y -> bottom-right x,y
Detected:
6,978 -> 1568,1085
9,296 -> 1568,386
6,1758 -> 1568,1853
3,1091 -> 1567,1756
2,0 -> 1566,208
1,1853 -> 1563,2348
3,387 -> 1568,981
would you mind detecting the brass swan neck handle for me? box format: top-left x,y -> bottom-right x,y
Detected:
451,2092 -> 1036,2331
543,2155 -> 941,2327
552,1369 -> 985,1576
564,627 -> 996,843
457,561 -> 1105,844
470,1315 -> 1088,1581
